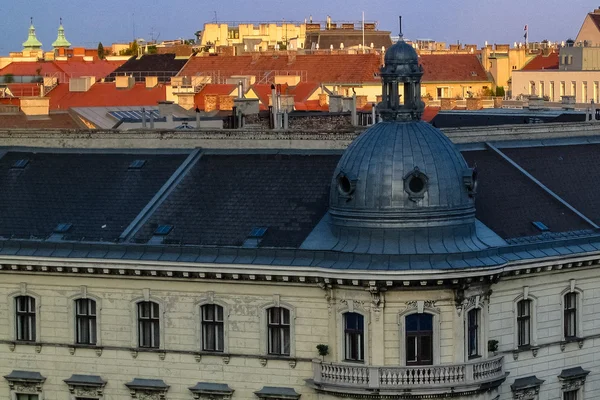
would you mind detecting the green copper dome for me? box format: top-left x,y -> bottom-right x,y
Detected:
22,20 -> 43,50
52,21 -> 71,48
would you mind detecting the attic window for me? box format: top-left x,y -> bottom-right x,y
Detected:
12,159 -> 29,169
129,159 -> 146,169
249,227 -> 268,238
154,225 -> 173,235
54,223 -> 72,233
470,71 -> 478,77
532,221 -> 549,232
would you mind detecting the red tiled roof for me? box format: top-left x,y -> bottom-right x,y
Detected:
194,84 -> 237,109
0,113 -> 80,129
419,54 -> 490,82
53,60 -> 126,79
250,83 -> 290,106
179,54 -> 382,84
47,82 -> 167,110
422,106 -> 440,123
287,81 -> 320,102
0,62 -> 64,77
294,100 -> 328,111
521,52 -> 559,70
6,83 -> 40,97
589,13 -> 600,32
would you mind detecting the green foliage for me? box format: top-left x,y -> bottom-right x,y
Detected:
276,41 -> 288,51
316,344 -> 329,359
119,41 -> 140,56
97,42 -> 105,59
488,339 -> 499,352
147,45 -> 157,55
495,86 -> 505,97
3,73 -> 14,84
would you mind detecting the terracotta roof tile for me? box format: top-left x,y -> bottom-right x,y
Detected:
0,62 -> 64,77
422,106 -> 440,122
194,84 -> 237,109
419,54 -> 490,82
0,113 -> 80,129
47,82 -> 167,110
179,54 -> 382,84
521,52 -> 559,70
6,83 -> 40,97
287,81 -> 320,102
53,60 -> 126,79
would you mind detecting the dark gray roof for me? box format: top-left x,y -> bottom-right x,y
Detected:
304,30 -> 392,51
558,367 -> 590,380
511,376 -> 544,391
189,382 -> 233,394
64,374 -> 106,386
125,378 -> 169,390
134,153 -> 339,247
0,151 -> 187,242
4,370 -> 45,382
254,386 -> 300,399
107,54 -> 188,83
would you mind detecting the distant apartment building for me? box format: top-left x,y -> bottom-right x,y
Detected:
576,7 -> 600,45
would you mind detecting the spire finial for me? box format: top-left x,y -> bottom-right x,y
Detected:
60,17 -> 62,25
398,16 -> 403,39
30,17 -> 33,25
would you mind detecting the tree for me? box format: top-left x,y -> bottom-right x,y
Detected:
119,41 -> 140,56
496,86 -> 506,97
147,45 -> 157,54
98,42 -> 105,59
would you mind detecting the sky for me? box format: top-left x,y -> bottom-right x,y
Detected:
0,0 -> 593,52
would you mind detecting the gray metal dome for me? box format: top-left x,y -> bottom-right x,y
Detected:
384,40 -> 418,66
329,121 -> 477,229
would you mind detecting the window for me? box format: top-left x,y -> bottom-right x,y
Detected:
267,307 -> 290,355
467,309 -> 480,358
344,313 -> 364,362
75,298 -> 97,345
539,81 -> 545,97
560,81 -> 566,97
564,390 -> 578,400
517,300 -> 531,347
550,81 -> 555,101
406,313 -> 433,365
582,82 -> 588,103
595,82 -> 599,102
201,304 -> 224,352
15,296 -> 36,342
138,301 -> 160,348
571,81 -> 577,99
564,292 -> 577,339
16,395 -> 38,400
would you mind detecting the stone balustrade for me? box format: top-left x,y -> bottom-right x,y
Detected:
310,356 -> 505,396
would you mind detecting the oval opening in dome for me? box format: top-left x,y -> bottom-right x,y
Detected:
408,175 -> 425,194
338,175 -> 353,196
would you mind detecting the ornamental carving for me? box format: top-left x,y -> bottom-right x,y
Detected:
405,300 -> 439,313
339,298 -> 366,310
71,386 -> 103,397
512,387 -> 539,400
131,389 -> 167,400
561,378 -> 585,392
9,383 -> 39,393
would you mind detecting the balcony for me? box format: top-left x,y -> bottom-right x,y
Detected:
308,356 -> 507,398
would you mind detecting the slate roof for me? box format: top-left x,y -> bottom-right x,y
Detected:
502,144 -> 600,227
0,151 -> 188,242
179,54 -> 382,84
47,82 -> 167,110
133,153 -> 340,247
419,54 -> 490,82
461,149 -> 591,239
521,52 -> 559,70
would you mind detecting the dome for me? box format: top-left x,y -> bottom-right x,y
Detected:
384,40 -> 418,66
329,121 -> 477,229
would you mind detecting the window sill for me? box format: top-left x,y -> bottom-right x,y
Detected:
468,354 -> 482,360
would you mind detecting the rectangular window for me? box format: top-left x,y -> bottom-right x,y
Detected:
138,301 -> 160,348
550,81 -> 555,101
406,313 -> 433,365
563,390 -> 578,400
202,304 -> 224,352
75,298 -> 97,345
539,81 -> 545,98
344,313 -> 364,362
468,309 -> 480,358
15,296 -> 36,342
17,395 -> 39,400
583,82 -> 588,103
517,300 -> 531,347
560,82 -> 565,97
529,81 -> 535,95
267,307 -> 290,356
571,81 -> 577,99
564,293 -> 577,339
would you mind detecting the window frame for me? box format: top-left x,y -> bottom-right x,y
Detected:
516,299 -> 531,348
267,306 -> 291,356
201,303 -> 225,352
398,307 -> 440,367
560,286 -> 583,342
563,389 -> 579,400
15,296 -> 37,342
343,312 -> 365,362
405,313 -> 434,366
467,308 -> 481,359
513,293 -> 537,350
259,301 -> 295,357
68,292 -> 102,347
75,298 -> 98,345
137,301 -> 161,349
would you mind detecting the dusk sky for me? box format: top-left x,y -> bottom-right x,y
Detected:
0,0 -> 593,51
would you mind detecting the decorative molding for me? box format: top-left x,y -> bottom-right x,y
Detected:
531,347 -> 539,357
512,387 -> 539,400
512,351 -> 519,361
222,355 -> 230,364
259,357 -> 267,367
131,350 -> 138,359
35,344 -> 42,353
288,359 -> 297,369
8,342 -> 15,352
95,347 -> 103,357
194,354 -> 202,363
561,378 -> 585,392
68,346 -> 76,355
158,351 -> 166,361
129,389 -> 167,400
405,300 -> 439,313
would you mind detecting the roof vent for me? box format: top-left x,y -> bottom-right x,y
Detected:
243,227 -> 268,248
54,223 -> 72,233
154,224 -> 173,235
532,221 -> 549,232
129,159 -> 146,169
12,159 -> 29,169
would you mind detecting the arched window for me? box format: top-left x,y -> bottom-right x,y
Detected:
201,304 -> 224,352
517,299 -> 531,347
564,292 -> 578,339
75,298 -> 97,345
405,313 -> 433,365
267,307 -> 290,355
138,301 -> 160,348
15,296 -> 36,342
344,312 -> 364,362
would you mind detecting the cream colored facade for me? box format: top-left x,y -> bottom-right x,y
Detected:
511,70 -> 600,102
200,23 -> 307,50
576,9 -> 600,46
480,46 -> 531,90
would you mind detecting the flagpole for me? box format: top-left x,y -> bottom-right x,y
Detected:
362,11 -> 365,53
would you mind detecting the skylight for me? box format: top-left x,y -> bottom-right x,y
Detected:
532,221 -> 549,232
11,159 -> 29,169
129,159 -> 146,169
248,227 -> 268,238
53,223 -> 72,233
154,224 -> 173,235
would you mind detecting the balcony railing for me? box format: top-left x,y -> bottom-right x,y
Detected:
309,356 -> 506,396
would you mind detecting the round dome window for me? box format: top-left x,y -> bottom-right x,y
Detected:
337,172 -> 356,197
404,167 -> 428,201
408,175 -> 425,193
